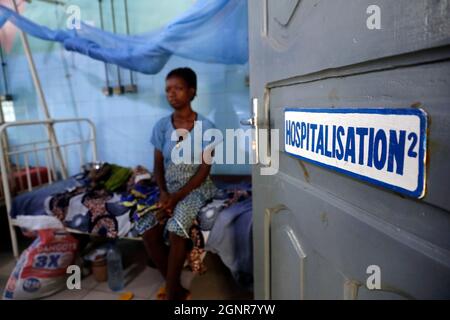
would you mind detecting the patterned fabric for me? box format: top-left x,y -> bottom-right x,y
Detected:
133,163 -> 216,238
48,186 -> 123,238
133,211 -> 158,235
82,190 -> 113,222
126,165 -> 152,192
187,221 -> 206,274
49,186 -> 86,220
90,215 -> 118,238
197,189 -> 251,231
133,163 -> 217,274
164,163 -> 217,239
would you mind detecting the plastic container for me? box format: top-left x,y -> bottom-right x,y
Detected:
107,242 -> 124,292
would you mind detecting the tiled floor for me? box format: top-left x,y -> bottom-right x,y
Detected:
0,253 -> 16,297
190,253 -> 253,300
0,254 -> 192,300
0,250 -> 253,300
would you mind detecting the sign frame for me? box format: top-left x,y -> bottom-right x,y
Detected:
284,108 -> 428,198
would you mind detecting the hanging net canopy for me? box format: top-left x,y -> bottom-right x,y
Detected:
0,0 -> 248,74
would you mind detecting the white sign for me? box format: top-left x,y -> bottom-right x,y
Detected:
284,108 -> 427,198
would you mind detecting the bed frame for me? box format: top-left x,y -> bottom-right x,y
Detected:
0,118 -> 98,258
0,118 -> 252,264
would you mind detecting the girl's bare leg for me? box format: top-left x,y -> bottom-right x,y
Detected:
166,232 -> 190,300
142,224 -> 168,278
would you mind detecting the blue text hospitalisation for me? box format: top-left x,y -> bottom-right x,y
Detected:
285,120 -> 420,175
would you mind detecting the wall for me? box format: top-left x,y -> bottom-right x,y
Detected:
2,0 -> 251,175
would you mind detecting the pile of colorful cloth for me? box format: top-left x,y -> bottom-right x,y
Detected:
28,163 -> 252,276
41,164 -> 204,274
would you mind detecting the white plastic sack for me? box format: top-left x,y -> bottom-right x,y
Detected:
3,216 -> 78,300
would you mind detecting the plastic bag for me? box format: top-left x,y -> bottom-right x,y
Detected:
3,216 -> 79,300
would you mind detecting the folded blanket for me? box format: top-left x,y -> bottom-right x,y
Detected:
206,197 -> 253,289
10,177 -> 81,219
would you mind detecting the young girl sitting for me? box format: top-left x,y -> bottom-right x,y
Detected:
143,67 -> 218,300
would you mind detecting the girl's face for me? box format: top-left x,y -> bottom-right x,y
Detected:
165,76 -> 195,109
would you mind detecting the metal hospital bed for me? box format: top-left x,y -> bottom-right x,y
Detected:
0,118 -> 97,258
0,118 -> 254,290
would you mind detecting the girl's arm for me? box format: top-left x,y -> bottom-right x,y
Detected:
159,151 -> 213,214
154,149 -> 168,193
172,162 -> 211,202
172,148 -> 215,202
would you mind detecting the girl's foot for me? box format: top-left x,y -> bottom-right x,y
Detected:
156,285 -> 191,300
156,285 -> 166,300
175,287 -> 191,300
167,285 -> 191,300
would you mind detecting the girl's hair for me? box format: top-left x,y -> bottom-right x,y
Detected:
166,67 -> 197,101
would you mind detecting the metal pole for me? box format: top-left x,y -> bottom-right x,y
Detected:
11,0 -> 68,179
0,128 -> 19,258
98,0 -> 112,95
0,43 -> 10,95
123,0 -> 134,86
0,37 -> 12,155
0,98 -> 11,183
110,0 -> 123,94
0,93 -> 11,189
0,41 -> 14,195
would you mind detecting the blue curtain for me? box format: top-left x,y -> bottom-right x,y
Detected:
0,0 -> 248,74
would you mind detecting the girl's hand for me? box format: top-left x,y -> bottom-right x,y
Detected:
157,192 -> 179,216
158,191 -> 170,205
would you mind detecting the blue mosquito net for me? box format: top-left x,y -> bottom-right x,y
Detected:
0,0 -> 248,74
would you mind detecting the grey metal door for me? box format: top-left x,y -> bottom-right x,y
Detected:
249,0 -> 450,299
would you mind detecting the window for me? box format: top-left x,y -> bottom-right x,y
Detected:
1,99 -> 16,122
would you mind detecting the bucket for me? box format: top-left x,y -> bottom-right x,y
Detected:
91,256 -> 107,282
